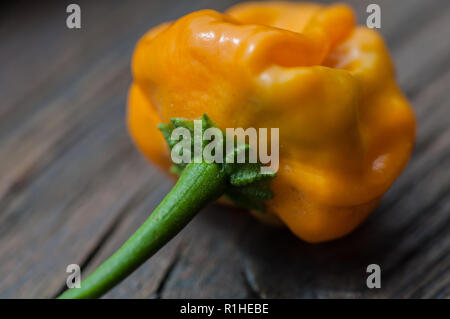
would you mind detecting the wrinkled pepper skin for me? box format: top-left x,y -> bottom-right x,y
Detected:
127,2 -> 415,243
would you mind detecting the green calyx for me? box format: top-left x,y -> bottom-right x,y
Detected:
158,114 -> 275,212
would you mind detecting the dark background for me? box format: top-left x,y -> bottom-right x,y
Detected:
0,0 -> 449,298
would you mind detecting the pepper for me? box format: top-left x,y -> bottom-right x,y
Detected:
59,2 -> 415,298
129,2 -> 415,241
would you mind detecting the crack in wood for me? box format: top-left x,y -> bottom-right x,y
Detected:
410,249 -> 450,298
381,194 -> 450,283
50,175 -> 158,298
242,263 -> 263,299
154,248 -> 181,299
51,212 -> 125,298
431,270 -> 450,298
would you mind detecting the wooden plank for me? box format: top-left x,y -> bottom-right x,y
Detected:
0,0 -> 449,299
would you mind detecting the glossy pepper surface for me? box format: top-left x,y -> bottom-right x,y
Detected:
128,2 -> 415,243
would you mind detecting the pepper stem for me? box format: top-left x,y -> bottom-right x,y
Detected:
58,161 -> 226,299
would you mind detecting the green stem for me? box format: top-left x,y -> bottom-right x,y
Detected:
58,161 -> 226,299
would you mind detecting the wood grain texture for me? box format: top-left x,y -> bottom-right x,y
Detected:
0,0 -> 448,298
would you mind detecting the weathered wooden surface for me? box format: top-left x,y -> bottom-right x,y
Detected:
0,0 -> 449,298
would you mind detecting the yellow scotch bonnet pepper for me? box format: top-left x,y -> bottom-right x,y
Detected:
59,1 -> 416,299
128,2 -> 415,243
